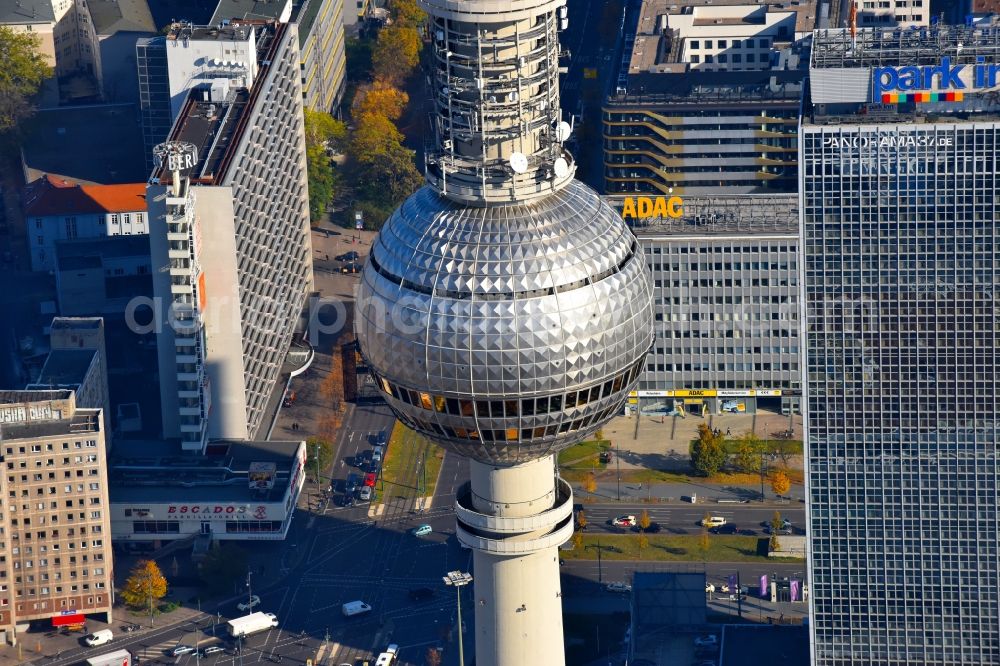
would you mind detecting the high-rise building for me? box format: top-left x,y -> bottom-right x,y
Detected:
804,24 -> 1000,665
618,195 -> 802,415
355,0 -> 653,663
602,0 -> 813,196
147,20 -> 312,452
0,390 -> 114,645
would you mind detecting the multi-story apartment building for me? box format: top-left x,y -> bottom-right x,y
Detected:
0,390 -> 113,644
147,20 -> 312,452
0,0 -> 57,71
856,0 -> 928,28
617,195 -> 801,415
23,176 -> 148,272
209,0 -> 346,113
602,0 -> 812,196
804,24 -> 1000,665
26,318 -> 112,445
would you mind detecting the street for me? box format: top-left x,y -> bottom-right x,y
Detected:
578,501 -> 805,536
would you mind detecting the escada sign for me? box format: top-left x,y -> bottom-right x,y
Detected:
873,57 -> 1000,101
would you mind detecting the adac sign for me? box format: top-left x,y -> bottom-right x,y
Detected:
872,57 -> 1000,102
620,196 -> 684,220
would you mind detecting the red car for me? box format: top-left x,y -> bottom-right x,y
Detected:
364,473 -> 377,487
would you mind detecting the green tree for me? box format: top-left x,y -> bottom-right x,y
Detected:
372,26 -> 421,85
0,26 -> 52,133
690,423 -> 726,476
576,509 -> 588,531
199,543 -> 248,594
306,436 -> 335,482
572,531 -> 583,550
734,431 -> 764,474
306,144 -> 335,221
121,560 -> 168,617
304,108 -> 346,150
769,533 -> 780,553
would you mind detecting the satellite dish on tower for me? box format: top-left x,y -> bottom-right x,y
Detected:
555,121 -> 572,142
553,157 -> 570,178
509,152 -> 529,174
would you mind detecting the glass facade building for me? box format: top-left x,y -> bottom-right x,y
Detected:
804,25 -> 1000,666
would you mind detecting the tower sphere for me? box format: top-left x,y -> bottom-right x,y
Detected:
355,181 -> 653,465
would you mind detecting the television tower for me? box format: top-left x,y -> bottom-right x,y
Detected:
354,0 -> 654,663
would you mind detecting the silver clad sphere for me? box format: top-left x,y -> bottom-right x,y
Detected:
355,181 -> 654,465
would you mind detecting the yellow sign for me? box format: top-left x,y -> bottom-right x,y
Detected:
621,196 -> 684,220
672,389 -> 717,397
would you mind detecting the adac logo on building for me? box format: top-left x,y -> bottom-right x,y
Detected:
620,196 -> 684,220
871,57 -> 1000,103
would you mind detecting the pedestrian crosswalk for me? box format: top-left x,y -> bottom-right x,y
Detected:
132,635 -> 225,662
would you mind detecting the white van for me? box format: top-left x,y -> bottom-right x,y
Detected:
375,644 -> 399,666
84,629 -> 114,647
341,601 -> 372,617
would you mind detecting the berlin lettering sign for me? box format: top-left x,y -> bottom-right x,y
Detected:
872,57 -> 1000,102
620,196 -> 684,220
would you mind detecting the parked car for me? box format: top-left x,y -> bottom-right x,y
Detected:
335,251 -> 360,262
171,645 -> 196,656
694,635 -> 718,648
599,450 -> 613,463
412,524 -> 433,537
710,524 -> 739,535
605,582 -> 632,593
701,516 -> 727,528
346,473 -> 361,494
409,587 -> 435,602
201,646 -> 225,656
359,486 -> 373,502
364,472 -> 377,487
611,515 -> 636,527
237,595 -> 261,612
340,262 -> 361,274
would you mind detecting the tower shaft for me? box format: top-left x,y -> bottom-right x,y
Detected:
457,456 -> 574,666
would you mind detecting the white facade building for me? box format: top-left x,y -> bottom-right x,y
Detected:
24,176 -> 148,272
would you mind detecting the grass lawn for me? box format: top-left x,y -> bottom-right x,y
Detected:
561,534 -> 804,563
380,423 -> 445,498
557,438 -> 612,468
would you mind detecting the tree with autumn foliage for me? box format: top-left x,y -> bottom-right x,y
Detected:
348,111 -> 423,206
355,82 -> 409,121
0,27 -> 52,133
372,26 -> 422,86
770,470 -> 791,497
121,560 -> 168,618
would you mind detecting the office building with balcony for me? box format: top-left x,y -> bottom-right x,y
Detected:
147,20 -> 312,452
615,195 -> 801,415
803,24 -> 1000,665
0,390 -> 114,644
602,0 -> 814,196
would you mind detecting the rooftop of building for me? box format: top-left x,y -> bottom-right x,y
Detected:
28,349 -> 98,389
627,0 -> 817,74
293,0 -> 322,48
0,389 -> 74,405
811,23 -> 1000,68
210,0 -> 290,24
0,406 -> 100,442
21,104 -> 147,186
616,194 -> 799,236
166,20 -> 256,42
25,175 -> 147,217
157,21 -> 283,184
145,0 -> 216,29
51,317 -> 104,332
109,438 -> 303,503
0,0 -> 54,24
608,68 -> 805,104
88,0 -> 156,35
55,235 -> 151,267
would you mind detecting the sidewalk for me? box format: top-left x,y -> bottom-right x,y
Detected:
576,479 -> 806,506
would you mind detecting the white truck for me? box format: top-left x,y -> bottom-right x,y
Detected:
85,649 -> 132,666
227,612 -> 279,638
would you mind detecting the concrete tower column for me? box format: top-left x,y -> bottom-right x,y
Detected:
457,456 -> 574,666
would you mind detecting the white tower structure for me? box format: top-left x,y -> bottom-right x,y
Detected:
355,1 -> 654,664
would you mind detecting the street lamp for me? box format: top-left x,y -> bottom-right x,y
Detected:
443,570 -> 473,666
759,450 -> 778,502
246,569 -> 254,612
